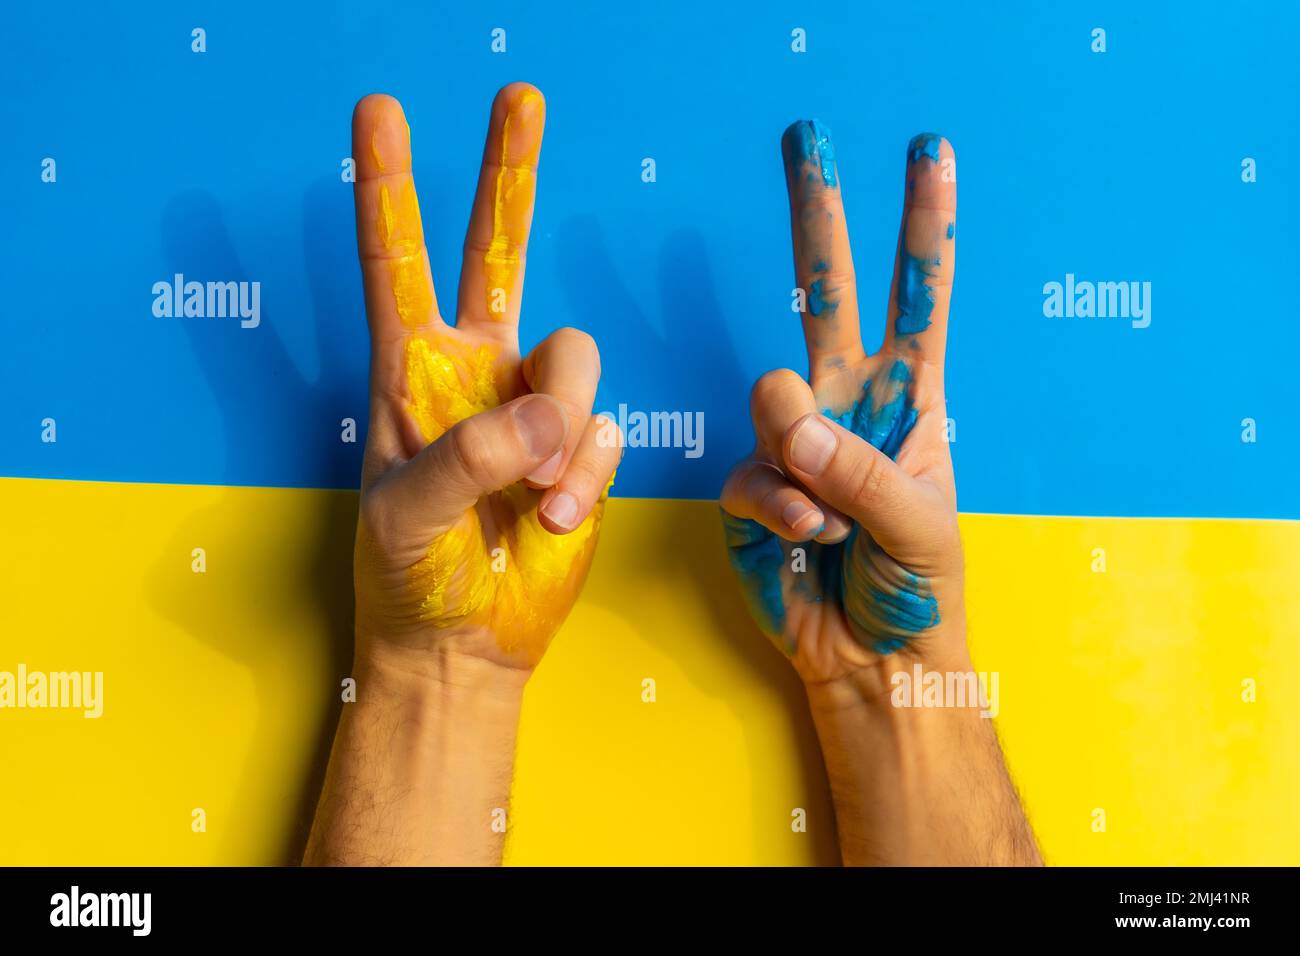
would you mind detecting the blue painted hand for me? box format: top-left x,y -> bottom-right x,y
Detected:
720,124 -> 966,687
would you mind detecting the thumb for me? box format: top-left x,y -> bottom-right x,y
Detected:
780,412 -> 931,553
380,394 -> 569,537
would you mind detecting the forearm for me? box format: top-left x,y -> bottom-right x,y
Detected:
303,641 -> 527,866
806,631 -> 1042,867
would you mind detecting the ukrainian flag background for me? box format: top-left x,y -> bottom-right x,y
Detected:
2,2 -> 1297,865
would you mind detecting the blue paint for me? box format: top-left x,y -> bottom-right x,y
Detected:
821,361 -> 939,653
720,510 -> 786,637
870,576 -> 941,634
723,361 -> 939,654
908,132 -> 942,164
807,279 -> 836,317
946,221 -> 955,240
823,360 -> 918,460
783,119 -> 837,188
840,526 -> 940,654
895,252 -> 939,336
895,133 -> 946,336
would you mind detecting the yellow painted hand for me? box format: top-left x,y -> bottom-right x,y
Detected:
351,85 -> 620,671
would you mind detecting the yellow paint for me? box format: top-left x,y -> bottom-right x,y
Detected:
388,254 -> 432,328
376,179 -> 422,257
408,485 -> 605,662
400,334 -> 604,661
403,337 -> 499,442
369,118 -> 410,174
1,478 -> 1298,865
483,90 -> 543,319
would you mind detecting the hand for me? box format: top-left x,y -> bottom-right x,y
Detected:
350,84 -> 620,674
721,122 -> 964,691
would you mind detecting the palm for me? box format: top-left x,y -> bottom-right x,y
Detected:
782,352 -> 954,682
394,329 -> 604,667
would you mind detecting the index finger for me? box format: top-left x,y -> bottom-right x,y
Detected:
352,95 -> 444,376
782,119 -> 866,381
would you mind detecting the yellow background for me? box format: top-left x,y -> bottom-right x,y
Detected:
1,477 -> 1296,865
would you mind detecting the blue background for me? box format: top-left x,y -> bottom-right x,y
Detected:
2,1 -> 1296,518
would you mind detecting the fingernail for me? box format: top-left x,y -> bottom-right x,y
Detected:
782,119 -> 836,188
514,396 -> 566,458
541,491 -> 579,530
526,450 -> 563,486
782,501 -> 824,538
816,511 -> 853,543
907,132 -> 942,165
788,416 -> 837,475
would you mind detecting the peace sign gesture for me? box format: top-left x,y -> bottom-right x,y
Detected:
721,122 -> 968,690
350,84 -> 620,673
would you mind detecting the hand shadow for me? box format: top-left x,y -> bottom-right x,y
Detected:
147,182 -> 362,864
554,217 -> 840,864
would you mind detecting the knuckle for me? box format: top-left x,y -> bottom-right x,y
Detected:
720,461 -> 754,507
755,478 -> 790,518
551,326 -> 597,355
848,450 -> 888,509
562,456 -> 606,497
590,415 -> 624,453
447,418 -> 498,486
807,267 -> 856,288
750,368 -> 801,412
552,327 -> 600,374
358,490 -> 396,556
568,460 -> 600,491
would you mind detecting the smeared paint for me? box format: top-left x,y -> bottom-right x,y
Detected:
823,360 -> 918,460
895,133 -> 947,336
403,331 -> 609,664
404,338 -> 499,443
894,252 -> 940,336
783,119 -> 837,188
369,117 -> 411,174
377,179 -> 422,257
483,89 -> 543,320
825,361 -> 939,651
838,526 -> 940,655
807,279 -> 837,317
409,481 -> 607,663
908,132 -> 942,164
946,221 -> 955,240
389,254 -> 432,328
721,511 -> 789,646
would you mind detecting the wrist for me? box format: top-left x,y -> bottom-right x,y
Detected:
800,621 -> 1040,866
803,618 -> 975,718
308,635 -> 527,866
352,637 -> 530,717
